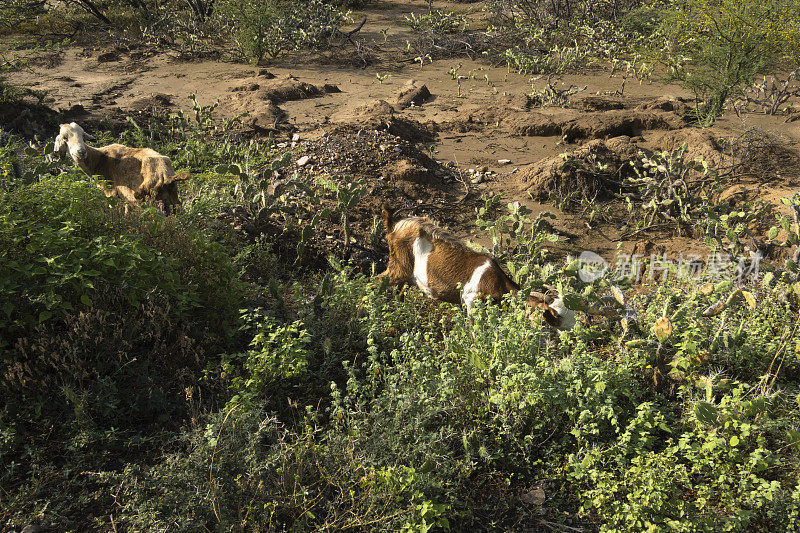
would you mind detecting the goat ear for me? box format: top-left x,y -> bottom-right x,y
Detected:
83,131 -> 97,142
528,291 -> 553,306
382,203 -> 395,233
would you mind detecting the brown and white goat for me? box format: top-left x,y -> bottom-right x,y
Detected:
376,205 -> 575,330
54,122 -> 189,214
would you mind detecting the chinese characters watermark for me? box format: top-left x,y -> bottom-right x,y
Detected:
578,250 -> 761,283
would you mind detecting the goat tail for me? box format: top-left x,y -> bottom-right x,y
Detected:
382,203 -> 396,233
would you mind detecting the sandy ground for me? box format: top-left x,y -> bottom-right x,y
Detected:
7,0 -> 800,264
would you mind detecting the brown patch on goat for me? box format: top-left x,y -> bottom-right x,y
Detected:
377,204 -> 563,329
57,123 -> 187,214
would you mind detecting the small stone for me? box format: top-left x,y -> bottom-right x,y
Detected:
379,144 -> 387,151
471,175 -> 484,184
296,155 -> 310,167
478,165 -> 489,173
498,159 -> 512,164
468,168 -> 475,174
292,133 -> 300,142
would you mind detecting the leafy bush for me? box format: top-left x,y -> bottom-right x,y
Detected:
405,9 -> 469,35
658,0 -> 800,124
215,0 -> 347,64
3,116 -> 800,531
0,144 -> 242,527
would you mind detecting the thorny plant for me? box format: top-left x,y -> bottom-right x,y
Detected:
767,192 -> 800,281
475,196 -> 558,280
737,71 -> 800,116
219,152 -> 293,224
700,199 -> 770,260
405,9 -> 468,35
527,76 -> 586,108
316,175 -> 367,252
625,143 -> 719,236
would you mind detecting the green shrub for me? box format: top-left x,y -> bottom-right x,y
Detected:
405,9 -> 468,35
215,0 -> 346,64
659,0 -> 800,124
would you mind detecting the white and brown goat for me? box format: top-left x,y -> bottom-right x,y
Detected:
54,122 -> 189,213
377,205 -> 575,330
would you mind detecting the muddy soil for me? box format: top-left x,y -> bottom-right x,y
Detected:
6,0 -> 800,266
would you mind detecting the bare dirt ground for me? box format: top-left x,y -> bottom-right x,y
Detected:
8,0 -> 800,265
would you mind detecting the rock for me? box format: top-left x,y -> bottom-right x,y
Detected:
296,155 -> 311,167
258,69 -> 276,79
396,80 -> 432,110
498,159 -> 512,164
323,83 -> 341,93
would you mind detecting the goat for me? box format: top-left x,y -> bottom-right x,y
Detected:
376,205 -> 575,330
54,122 -> 189,214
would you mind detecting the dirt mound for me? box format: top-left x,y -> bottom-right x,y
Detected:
727,128 -> 800,181
254,75 -> 337,103
229,82 -> 260,92
641,128 -> 729,169
330,100 -> 436,143
562,109 -> 686,142
224,93 -> 287,130
521,129 -> 734,201
396,80 -> 432,109
636,95 -> 692,116
503,112 -> 564,136
127,93 -> 174,113
520,136 -> 639,201
352,99 -> 396,117
503,107 -> 686,141
97,51 -> 121,63
299,129 -> 447,189
384,159 -> 433,184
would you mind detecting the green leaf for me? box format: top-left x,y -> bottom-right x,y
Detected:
694,401 -> 718,426
768,226 -> 779,240
564,259 -> 580,274
562,294 -> 588,312
729,435 -> 740,447
81,294 -> 92,307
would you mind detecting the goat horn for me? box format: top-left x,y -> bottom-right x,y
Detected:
172,172 -> 191,182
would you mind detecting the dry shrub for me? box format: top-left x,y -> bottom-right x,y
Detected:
2,282 -> 205,422
727,128 -> 800,181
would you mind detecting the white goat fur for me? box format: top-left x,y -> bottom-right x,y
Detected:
54,122 -> 187,212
